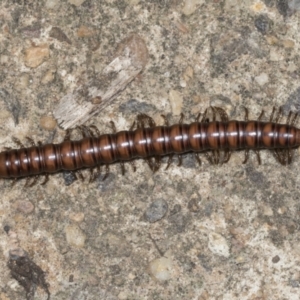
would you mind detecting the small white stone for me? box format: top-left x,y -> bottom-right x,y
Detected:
208,232 -> 230,258
182,0 -> 203,16
169,89 -> 183,115
149,257 -> 173,281
45,0 -> 60,9
68,0 -> 86,6
118,291 -> 129,299
270,49 -> 283,61
65,224 -> 86,248
255,73 -> 269,86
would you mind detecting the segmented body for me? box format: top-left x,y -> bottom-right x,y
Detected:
0,107 -> 299,184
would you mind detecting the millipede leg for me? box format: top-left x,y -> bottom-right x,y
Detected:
102,165 -> 109,181
211,106 -> 217,121
130,161 -> 136,172
93,165 -> 101,181
89,125 -> 101,137
24,177 -> 31,188
269,107 -> 276,122
10,178 -> 18,188
120,162 -> 126,175
179,113 -> 184,124
40,174 -> 49,185
258,110 -> 265,121
274,107 -> 283,123
201,109 -> 208,123
154,156 -> 161,172
255,150 -> 261,165
25,137 -> 36,146
242,150 -> 249,164
286,111 -> 293,125
165,154 -> 174,170
216,107 -> 229,122
145,158 -> 154,171
77,170 -> 84,181
195,113 -> 201,122
291,113 -> 299,125
243,107 -> 249,121
288,149 -> 293,164
177,155 -> 182,167
274,149 -> 286,165
12,137 -> 25,148
76,125 -> 87,138
161,115 -> 169,126
195,153 -> 201,166
129,120 -> 136,131
88,168 -> 94,183
205,152 -> 213,164
223,150 -> 231,163
81,125 -> 93,137
64,129 -> 72,141
28,175 -> 39,187
110,121 -> 117,133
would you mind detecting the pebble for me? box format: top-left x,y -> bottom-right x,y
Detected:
45,0 -> 60,9
115,34 -> 148,69
40,115 -> 57,130
49,27 -> 71,44
281,39 -> 295,49
14,200 -> 34,214
182,65 -> 194,82
69,212 -> 85,223
208,232 -> 230,258
169,90 -> 183,115
182,0 -> 203,16
65,224 -> 86,248
24,45 -> 50,68
254,15 -> 272,35
144,199 -> 168,223
255,73 -> 269,86
68,0 -> 86,6
77,25 -> 94,38
289,0 -> 300,11
124,0 -> 140,4
63,171 -> 77,186
148,256 -> 173,281
118,291 -> 129,300
41,68 -> 56,84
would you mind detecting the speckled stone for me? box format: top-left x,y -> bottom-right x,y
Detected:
65,224 -> 86,248
40,115 -> 57,130
208,232 -> 230,258
182,0 -> 203,16
14,200 -> 34,214
68,0 -> 86,6
148,256 -> 173,281
169,90 -> 183,115
41,68 -> 56,84
255,73 -> 269,86
77,25 -> 94,37
144,199 -> 168,223
24,45 -> 50,68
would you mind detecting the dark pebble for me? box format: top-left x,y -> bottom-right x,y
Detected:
144,199 -> 168,223
254,15 -> 272,35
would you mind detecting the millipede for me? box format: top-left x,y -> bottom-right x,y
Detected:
0,106 -> 299,187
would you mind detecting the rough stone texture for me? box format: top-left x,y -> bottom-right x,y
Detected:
1,0 -> 300,299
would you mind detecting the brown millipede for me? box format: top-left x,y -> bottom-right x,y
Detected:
0,106 -> 299,186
